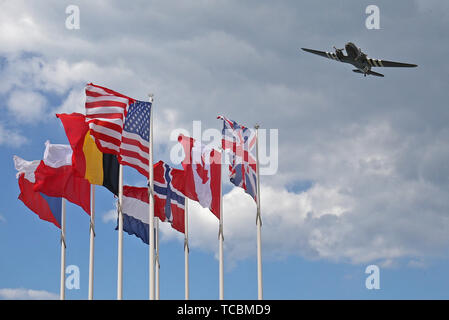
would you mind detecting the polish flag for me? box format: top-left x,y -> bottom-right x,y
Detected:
14,156 -> 63,229
178,134 -> 221,219
33,141 -> 91,215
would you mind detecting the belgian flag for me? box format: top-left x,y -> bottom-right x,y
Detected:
57,113 -> 119,195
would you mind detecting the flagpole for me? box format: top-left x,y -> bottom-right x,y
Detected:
117,164 -> 124,300
184,198 -> 189,300
255,124 -> 263,300
148,94 -> 155,300
88,184 -> 95,300
60,198 -> 66,300
219,141 -> 224,300
155,217 -> 160,300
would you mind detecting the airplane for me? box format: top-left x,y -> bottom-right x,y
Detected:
301,42 -> 417,77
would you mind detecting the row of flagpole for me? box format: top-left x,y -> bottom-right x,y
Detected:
56,95 -> 263,301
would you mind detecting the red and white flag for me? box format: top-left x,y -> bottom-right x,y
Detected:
33,141 -> 91,215
178,134 -> 221,219
85,83 -> 135,155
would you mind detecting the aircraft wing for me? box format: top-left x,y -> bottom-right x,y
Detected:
366,57 -> 417,68
301,48 -> 348,63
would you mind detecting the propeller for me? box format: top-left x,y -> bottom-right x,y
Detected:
333,46 -> 343,52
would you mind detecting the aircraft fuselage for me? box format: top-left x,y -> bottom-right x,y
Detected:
344,42 -> 371,74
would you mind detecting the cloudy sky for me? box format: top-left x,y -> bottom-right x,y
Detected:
1,0 -> 449,299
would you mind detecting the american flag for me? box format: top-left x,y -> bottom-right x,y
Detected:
119,100 -> 152,178
85,83 -> 135,155
218,116 -> 258,203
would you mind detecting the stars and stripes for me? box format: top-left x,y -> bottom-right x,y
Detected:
218,116 -> 258,203
119,100 -> 152,178
85,83 -> 135,155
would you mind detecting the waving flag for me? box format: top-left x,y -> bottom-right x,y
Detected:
33,141 -> 91,215
57,113 -> 119,195
14,156 -> 62,229
121,161 -> 186,244
178,134 -> 221,219
218,116 -> 258,203
119,101 -> 152,178
153,160 -> 186,233
85,83 -> 135,155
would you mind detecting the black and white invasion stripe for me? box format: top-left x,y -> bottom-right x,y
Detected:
368,58 -> 384,67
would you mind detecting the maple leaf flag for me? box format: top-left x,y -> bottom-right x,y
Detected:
178,134 -> 221,219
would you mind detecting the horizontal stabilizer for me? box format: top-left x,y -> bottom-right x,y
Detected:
352,69 -> 384,77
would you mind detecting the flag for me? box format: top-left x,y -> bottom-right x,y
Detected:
14,156 -> 62,229
218,116 -> 258,203
177,134 -> 221,219
57,113 -> 119,195
33,141 -> 91,215
121,161 -> 186,244
119,100 -> 151,178
153,160 -> 186,233
85,83 -> 135,155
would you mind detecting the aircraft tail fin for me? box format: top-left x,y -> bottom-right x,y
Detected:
352,69 -> 384,77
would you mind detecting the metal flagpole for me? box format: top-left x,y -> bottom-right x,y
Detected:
117,164 -> 124,300
148,94 -> 155,300
219,142 -> 224,300
88,184 -> 95,300
60,198 -> 66,300
255,124 -> 263,300
184,198 -> 189,300
155,217 -> 160,300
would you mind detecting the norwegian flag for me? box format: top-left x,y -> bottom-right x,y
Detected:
121,161 -> 186,244
153,160 -> 186,234
218,116 -> 258,203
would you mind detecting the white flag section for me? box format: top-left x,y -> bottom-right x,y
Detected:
13,156 -> 40,182
42,140 -> 72,168
191,141 -> 213,208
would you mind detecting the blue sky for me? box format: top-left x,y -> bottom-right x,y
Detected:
1,0 -> 449,300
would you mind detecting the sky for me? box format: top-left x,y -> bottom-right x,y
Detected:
0,0 -> 449,300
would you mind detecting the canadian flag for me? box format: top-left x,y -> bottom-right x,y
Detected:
178,134 -> 221,219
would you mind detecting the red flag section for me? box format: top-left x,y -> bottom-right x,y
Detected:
178,134 -> 221,219
33,141 -> 91,215
14,156 -> 62,229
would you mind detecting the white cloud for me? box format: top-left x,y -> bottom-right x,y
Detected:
0,288 -> 58,300
0,123 -> 28,147
161,174 -> 449,268
102,209 -> 117,224
0,214 -> 5,223
55,88 -> 85,115
7,90 -> 47,123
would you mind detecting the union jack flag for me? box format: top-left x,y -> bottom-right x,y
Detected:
218,116 -> 258,203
